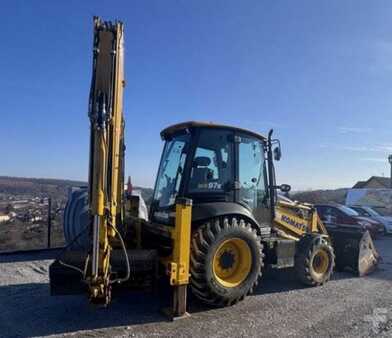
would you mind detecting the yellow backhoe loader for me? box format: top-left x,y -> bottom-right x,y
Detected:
49,17 -> 379,319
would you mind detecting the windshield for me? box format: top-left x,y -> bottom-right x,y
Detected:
363,207 -> 381,217
338,205 -> 359,216
153,134 -> 189,208
351,206 -> 371,217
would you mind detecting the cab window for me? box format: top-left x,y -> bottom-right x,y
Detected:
188,129 -> 233,194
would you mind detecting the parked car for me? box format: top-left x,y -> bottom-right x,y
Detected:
314,204 -> 383,238
350,205 -> 392,235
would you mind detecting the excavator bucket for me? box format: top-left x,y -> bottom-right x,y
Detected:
327,228 -> 380,276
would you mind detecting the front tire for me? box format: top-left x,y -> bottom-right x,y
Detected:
295,235 -> 335,286
190,217 -> 264,306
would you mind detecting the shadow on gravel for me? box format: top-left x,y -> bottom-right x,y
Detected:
251,267 -> 356,296
0,271 -> 324,336
0,248 -> 63,263
252,268 -> 305,295
0,283 -> 168,337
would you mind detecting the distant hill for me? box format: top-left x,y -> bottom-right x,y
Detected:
0,176 -> 85,200
0,176 -> 347,206
291,188 -> 348,205
0,176 -> 153,203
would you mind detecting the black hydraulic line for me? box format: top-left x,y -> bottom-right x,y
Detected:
267,129 -> 276,220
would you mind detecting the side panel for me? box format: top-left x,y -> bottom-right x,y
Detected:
263,238 -> 296,269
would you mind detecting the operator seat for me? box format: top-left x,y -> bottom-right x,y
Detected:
190,156 -> 213,190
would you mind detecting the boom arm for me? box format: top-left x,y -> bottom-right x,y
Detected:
87,17 -> 125,302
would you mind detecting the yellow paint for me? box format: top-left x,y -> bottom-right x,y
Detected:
85,18 -> 125,303
316,214 -> 328,235
169,201 -> 192,285
312,249 -> 329,276
274,208 -> 308,236
107,21 -> 125,229
212,238 -> 252,288
274,201 -> 329,239
91,131 -> 106,216
99,217 -> 110,276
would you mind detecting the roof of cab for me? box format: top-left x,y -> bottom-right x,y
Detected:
160,121 -> 267,141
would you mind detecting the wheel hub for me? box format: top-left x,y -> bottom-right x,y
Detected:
312,249 -> 329,275
219,250 -> 235,270
213,238 -> 252,288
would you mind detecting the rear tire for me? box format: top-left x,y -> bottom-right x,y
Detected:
190,216 -> 264,306
295,235 -> 335,286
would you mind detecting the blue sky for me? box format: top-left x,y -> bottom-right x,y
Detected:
1,1 -> 392,190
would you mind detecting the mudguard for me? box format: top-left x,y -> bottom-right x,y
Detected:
191,202 -> 271,236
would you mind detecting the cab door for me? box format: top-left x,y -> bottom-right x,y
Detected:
237,134 -> 269,224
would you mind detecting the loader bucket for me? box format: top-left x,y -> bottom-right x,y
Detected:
327,228 -> 380,276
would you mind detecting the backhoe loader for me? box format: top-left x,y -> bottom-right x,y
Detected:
49,17 -> 379,318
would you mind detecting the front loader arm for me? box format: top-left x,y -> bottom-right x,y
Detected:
273,199 -> 379,275
273,199 -> 328,240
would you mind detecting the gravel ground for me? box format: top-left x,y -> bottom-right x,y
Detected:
0,238 -> 391,338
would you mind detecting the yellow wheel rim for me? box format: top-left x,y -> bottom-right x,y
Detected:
312,249 -> 329,276
212,238 -> 252,288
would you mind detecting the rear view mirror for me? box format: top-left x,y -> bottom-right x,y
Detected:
279,184 -> 291,193
273,146 -> 281,161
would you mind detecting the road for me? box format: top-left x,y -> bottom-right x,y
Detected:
0,238 -> 391,338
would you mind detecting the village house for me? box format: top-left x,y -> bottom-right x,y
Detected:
352,176 -> 391,189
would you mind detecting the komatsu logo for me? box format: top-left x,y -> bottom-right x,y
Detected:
281,214 -> 307,231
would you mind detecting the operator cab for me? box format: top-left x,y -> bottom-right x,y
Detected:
150,121 -> 280,227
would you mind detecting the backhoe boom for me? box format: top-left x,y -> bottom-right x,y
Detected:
87,17 -> 125,303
